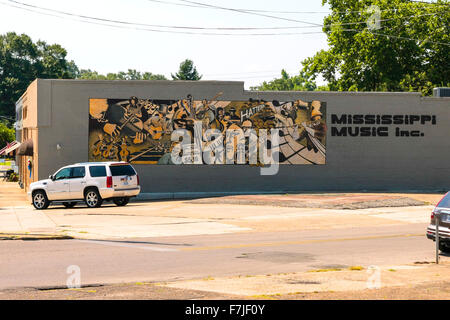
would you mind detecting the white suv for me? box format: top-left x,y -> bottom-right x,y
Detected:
28,162 -> 140,210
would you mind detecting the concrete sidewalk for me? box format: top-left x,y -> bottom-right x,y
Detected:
0,181 -> 29,207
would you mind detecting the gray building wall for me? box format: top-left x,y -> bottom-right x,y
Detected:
34,79 -> 450,196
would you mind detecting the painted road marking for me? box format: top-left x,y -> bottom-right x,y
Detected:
77,240 -> 178,252
180,233 -> 424,252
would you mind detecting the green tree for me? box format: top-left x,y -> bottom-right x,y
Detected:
302,0 -> 450,95
78,69 -> 167,81
141,72 -> 167,81
0,121 -> 15,147
251,69 -> 317,91
0,32 -> 168,121
171,59 -> 202,80
0,32 -> 78,119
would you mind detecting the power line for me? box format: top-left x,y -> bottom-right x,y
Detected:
342,28 -> 450,46
204,70 -> 298,76
164,0 -> 448,30
146,0 -> 333,14
10,0 -> 362,31
4,0 -> 313,31
178,0 -> 449,27
0,115 -> 15,121
177,0 -> 323,26
209,75 -> 288,80
408,0 -> 450,5
2,0 -> 443,35
205,72 -> 300,79
0,0 -> 367,31
322,12 -> 441,28
0,1 -> 325,35
1,0 -> 448,45
148,0 -> 450,14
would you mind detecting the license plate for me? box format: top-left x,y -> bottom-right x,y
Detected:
121,176 -> 129,185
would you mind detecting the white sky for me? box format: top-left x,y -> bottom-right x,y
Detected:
0,0 -> 331,88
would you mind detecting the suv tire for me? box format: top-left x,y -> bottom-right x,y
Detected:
439,242 -> 450,254
63,202 -> 77,208
32,190 -> 50,210
84,188 -> 103,208
113,197 -> 129,206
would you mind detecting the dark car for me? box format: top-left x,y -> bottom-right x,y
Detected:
427,192 -> 450,253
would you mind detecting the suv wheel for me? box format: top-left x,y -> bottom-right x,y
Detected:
63,202 -> 77,208
84,189 -> 103,208
33,191 -> 50,210
439,242 -> 450,254
113,197 -> 129,206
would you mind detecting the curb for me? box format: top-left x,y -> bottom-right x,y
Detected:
0,233 -> 74,240
134,190 -> 289,201
134,190 -> 448,202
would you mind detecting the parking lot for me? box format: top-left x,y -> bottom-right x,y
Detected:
0,181 -> 448,299
0,181 -> 443,239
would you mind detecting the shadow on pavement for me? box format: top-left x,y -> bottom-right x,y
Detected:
76,238 -> 194,247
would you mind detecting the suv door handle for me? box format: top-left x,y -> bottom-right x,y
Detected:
81,181 -> 86,184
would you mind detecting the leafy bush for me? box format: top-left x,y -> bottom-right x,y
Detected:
7,172 -> 18,182
0,121 -> 15,147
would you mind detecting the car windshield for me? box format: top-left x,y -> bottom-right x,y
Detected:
110,165 -> 135,176
54,168 -> 71,180
437,193 -> 450,209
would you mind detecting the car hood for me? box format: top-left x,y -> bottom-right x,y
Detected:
30,179 -> 52,187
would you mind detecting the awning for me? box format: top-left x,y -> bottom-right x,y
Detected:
17,139 -> 33,156
0,146 -> 8,156
0,141 -> 21,155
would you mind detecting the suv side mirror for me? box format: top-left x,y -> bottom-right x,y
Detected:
49,175 -> 54,181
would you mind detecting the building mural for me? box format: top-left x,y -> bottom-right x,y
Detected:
88,95 -> 327,165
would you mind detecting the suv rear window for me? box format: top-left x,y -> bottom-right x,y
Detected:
89,166 -> 107,177
437,193 -> 450,209
110,165 -> 136,176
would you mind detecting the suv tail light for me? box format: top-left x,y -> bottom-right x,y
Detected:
106,176 -> 113,188
137,174 -> 140,185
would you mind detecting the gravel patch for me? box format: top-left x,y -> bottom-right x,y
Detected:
188,197 -> 426,210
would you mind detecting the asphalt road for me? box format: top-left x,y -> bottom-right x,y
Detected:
0,222 -> 434,290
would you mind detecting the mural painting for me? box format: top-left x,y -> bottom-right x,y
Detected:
88,95 -> 327,165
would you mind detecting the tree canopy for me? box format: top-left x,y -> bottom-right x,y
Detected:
0,32 -> 78,118
0,32 -> 171,121
78,69 -> 167,81
302,0 -> 450,95
0,121 -> 15,147
251,69 -> 317,91
172,59 -> 202,80
254,0 -> 449,94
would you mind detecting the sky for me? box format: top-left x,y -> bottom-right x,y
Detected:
0,0 -> 332,88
